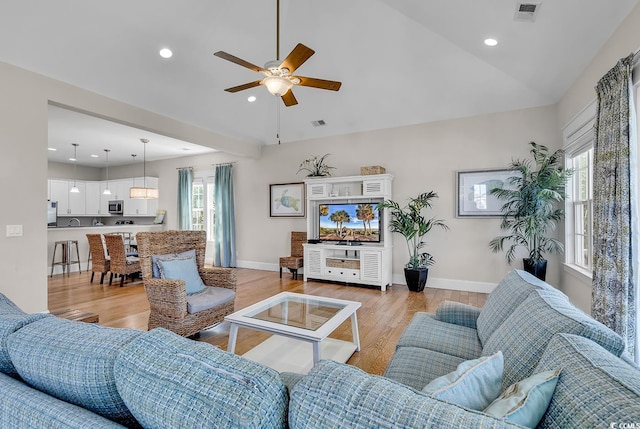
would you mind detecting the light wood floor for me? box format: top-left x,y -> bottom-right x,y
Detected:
48,269 -> 488,375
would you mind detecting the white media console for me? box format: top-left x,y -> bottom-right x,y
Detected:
303,174 -> 393,290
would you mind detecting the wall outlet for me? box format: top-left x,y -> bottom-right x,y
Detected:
6,225 -> 23,237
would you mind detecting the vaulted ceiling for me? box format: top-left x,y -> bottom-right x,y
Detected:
1,0 -> 637,165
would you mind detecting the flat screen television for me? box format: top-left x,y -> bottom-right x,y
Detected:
318,203 -> 381,243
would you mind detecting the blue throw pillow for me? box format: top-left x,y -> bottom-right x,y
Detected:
157,256 -> 206,295
423,351 -> 503,410
484,368 -> 561,428
151,249 -> 196,278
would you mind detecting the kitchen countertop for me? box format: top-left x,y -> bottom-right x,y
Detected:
48,224 -> 163,230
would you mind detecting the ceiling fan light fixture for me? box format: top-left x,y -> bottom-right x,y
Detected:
263,76 -> 293,96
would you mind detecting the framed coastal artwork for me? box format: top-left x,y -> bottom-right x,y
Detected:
456,169 -> 518,218
270,182 -> 306,218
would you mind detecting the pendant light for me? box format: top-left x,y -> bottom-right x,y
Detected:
70,143 -> 80,193
129,138 -> 158,199
103,149 -> 112,195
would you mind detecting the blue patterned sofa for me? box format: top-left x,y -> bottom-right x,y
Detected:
0,293 -> 288,429
288,270 -> 640,428
2,270 -> 639,428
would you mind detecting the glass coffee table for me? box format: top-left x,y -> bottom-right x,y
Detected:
225,292 -> 361,372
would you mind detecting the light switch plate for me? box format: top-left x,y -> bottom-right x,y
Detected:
6,225 -> 23,237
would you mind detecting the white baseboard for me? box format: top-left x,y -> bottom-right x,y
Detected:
65,259 -> 496,294
236,261 -> 496,293
236,260 -> 280,272
391,274 -> 497,294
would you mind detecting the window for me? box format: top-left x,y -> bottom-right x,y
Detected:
192,179 -> 205,231
566,148 -> 593,271
192,175 -> 215,241
563,100 -> 596,277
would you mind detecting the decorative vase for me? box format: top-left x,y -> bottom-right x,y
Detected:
523,258 -> 547,281
404,267 -> 429,292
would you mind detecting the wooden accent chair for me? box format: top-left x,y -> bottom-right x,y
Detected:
279,231 -> 307,280
86,234 -> 110,284
136,230 -> 237,337
104,233 -> 141,287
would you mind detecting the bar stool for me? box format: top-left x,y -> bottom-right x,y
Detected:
50,240 -> 82,277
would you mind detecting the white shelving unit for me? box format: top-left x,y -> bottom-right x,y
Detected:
303,174 -> 393,290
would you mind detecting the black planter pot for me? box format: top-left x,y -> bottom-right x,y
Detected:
523,258 -> 547,281
404,268 -> 429,292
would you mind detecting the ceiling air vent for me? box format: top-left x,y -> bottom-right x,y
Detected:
514,1 -> 541,22
311,119 -> 326,127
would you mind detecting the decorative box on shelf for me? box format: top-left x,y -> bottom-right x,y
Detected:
326,258 -> 361,270
360,166 -> 386,175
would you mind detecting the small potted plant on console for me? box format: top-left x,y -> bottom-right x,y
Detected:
377,192 -> 448,292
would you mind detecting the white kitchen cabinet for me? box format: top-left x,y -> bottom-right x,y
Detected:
49,180 -> 70,215
85,181 -> 111,215
49,179 -> 86,215
48,177 -> 158,217
110,179 -> 132,202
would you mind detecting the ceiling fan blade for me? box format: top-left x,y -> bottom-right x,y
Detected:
295,76 -> 342,91
280,44 -> 315,74
213,51 -> 266,73
224,80 -> 262,93
281,90 -> 298,107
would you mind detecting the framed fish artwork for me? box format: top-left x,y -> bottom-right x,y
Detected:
270,182 -> 306,217
456,169 -> 520,218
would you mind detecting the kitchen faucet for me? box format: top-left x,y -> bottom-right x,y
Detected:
68,218 -> 80,227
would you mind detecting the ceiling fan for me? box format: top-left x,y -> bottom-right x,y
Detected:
213,0 -> 342,107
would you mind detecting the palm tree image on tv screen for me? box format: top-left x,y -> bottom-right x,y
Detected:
319,203 -> 380,242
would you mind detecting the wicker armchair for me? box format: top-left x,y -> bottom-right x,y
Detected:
86,234 -> 110,284
104,234 -> 141,287
279,231 -> 306,280
136,230 -> 237,337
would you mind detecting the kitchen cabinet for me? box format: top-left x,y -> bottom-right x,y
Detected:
85,181 -> 110,215
48,177 -> 158,217
49,179 -> 86,215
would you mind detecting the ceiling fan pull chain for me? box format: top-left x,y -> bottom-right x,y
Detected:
276,97 -> 281,144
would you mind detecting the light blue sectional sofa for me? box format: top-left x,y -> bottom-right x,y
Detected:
1,270 -> 639,428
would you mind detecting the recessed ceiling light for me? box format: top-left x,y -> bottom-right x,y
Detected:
90,154 -> 99,158
48,147 -> 56,151
69,157 -> 76,161
484,38 -> 498,47
159,48 -> 173,59
248,95 -> 256,103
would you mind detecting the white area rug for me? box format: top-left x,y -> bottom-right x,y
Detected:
242,336 -> 357,374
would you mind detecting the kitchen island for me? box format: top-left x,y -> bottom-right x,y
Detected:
48,224 -> 164,276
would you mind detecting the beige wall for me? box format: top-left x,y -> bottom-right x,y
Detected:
557,1 -> 640,312
137,104 -> 561,290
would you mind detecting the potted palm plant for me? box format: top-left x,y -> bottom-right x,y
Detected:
489,142 -> 573,281
377,192 -> 449,292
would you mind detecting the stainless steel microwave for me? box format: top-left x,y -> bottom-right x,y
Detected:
108,200 -> 124,214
